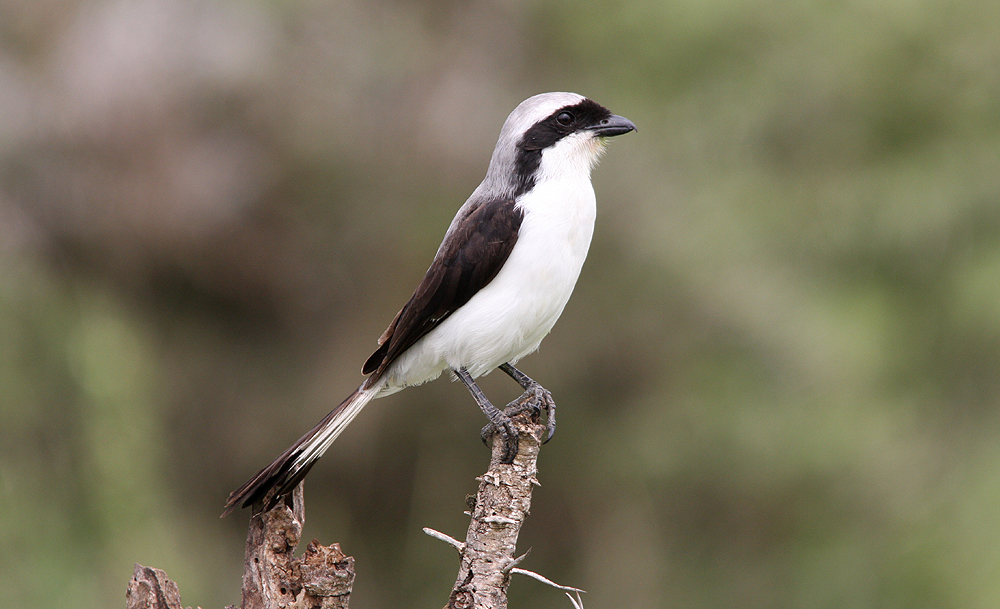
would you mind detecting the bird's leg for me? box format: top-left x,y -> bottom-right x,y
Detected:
454,367 -> 519,463
498,363 -> 556,444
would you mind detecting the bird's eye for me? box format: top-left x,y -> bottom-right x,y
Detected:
556,112 -> 574,126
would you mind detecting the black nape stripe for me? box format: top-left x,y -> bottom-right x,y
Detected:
510,99 -> 612,197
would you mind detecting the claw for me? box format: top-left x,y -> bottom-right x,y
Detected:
527,385 -> 556,444
480,402 -> 520,463
498,364 -> 557,444
482,416 -> 520,462
488,415 -> 519,463
458,365 -> 557,463
498,422 -> 518,463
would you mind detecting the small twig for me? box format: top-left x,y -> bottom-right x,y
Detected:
510,568 -> 586,594
565,591 -> 587,609
422,527 -> 465,552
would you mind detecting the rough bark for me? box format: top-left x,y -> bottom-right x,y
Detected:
127,482 -> 354,609
241,483 -> 355,609
443,393 -> 548,609
127,564 -> 187,609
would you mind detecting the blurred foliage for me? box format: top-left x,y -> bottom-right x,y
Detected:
2,0 -> 1000,607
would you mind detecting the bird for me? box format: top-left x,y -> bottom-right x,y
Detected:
222,92 -> 635,516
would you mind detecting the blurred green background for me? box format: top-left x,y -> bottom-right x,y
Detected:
2,0 -> 1000,607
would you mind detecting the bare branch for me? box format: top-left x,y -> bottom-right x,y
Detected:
443,392 -> 551,609
241,483 -> 354,609
127,482 -> 354,609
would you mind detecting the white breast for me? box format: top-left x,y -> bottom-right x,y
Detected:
381,146 -> 598,391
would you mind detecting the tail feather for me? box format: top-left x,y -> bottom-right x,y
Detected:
222,385 -> 377,516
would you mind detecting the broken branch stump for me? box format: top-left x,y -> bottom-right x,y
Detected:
127,482 -> 354,609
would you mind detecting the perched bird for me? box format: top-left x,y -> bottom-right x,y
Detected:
223,92 -> 635,516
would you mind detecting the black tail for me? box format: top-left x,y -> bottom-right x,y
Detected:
221,387 -> 373,516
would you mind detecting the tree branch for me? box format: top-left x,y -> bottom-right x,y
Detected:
127,482 -> 355,609
440,392 -> 549,609
241,483 -> 355,609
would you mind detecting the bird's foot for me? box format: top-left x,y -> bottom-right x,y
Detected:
500,362 -> 556,444
480,383 -> 557,458
521,382 -> 556,444
480,408 -> 519,464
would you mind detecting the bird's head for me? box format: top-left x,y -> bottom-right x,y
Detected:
481,92 -> 636,198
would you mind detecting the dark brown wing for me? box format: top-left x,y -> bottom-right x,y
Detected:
362,197 -> 523,386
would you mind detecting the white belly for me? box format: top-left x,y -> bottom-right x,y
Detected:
381,178 -> 597,391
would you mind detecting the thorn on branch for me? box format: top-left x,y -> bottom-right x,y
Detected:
501,548 -> 531,574
565,590 -> 587,609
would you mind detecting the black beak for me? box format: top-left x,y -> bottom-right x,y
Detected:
590,114 -> 637,137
